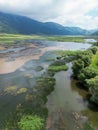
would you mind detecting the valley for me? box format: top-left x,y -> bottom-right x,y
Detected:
0,34 -> 97,130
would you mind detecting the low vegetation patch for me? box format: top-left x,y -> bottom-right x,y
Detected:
4,85 -> 17,95
17,88 -> 27,95
48,60 -> 68,72
46,36 -> 85,42
84,123 -> 94,130
48,65 -> 68,72
18,115 -> 44,130
0,34 -> 44,44
0,34 -> 86,44
4,76 -> 55,130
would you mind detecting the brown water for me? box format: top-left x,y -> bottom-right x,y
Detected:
0,40 -> 97,130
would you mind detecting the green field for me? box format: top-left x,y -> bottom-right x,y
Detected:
45,35 -> 85,42
0,33 -> 97,45
0,34 -> 86,44
0,34 -> 44,44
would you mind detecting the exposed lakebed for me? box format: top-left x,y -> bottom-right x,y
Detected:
0,39 -> 97,130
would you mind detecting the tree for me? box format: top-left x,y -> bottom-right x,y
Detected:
81,55 -> 92,67
78,67 -> 97,86
86,77 -> 98,104
72,59 -> 84,78
89,46 -> 98,54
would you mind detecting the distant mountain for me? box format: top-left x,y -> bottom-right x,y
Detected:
0,12 -> 92,35
92,30 -> 98,35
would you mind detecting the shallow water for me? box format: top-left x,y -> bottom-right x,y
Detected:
0,40 -> 91,74
0,39 -> 97,129
46,64 -> 98,130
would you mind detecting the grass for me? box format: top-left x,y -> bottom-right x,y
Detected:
90,52 -> 98,71
17,88 -> 27,94
55,50 -> 81,57
45,35 -> 85,42
3,86 -> 27,95
48,61 -> 68,72
0,34 -> 44,44
4,77 -> 55,129
0,33 -> 98,44
48,65 -> 68,72
84,123 -> 94,130
0,34 -> 87,44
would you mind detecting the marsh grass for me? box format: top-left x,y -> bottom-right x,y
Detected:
3,76 -> 55,130
0,34 -> 87,44
46,35 -> 85,42
0,34 -> 44,44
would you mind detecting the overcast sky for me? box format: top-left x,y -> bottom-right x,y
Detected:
0,0 -> 98,29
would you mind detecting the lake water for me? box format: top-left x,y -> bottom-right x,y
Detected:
0,40 -> 97,130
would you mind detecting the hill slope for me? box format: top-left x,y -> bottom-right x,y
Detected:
0,12 -> 90,35
92,30 -> 98,35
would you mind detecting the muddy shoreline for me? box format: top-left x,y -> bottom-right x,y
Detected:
0,42 -> 55,74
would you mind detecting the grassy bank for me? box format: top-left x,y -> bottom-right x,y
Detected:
90,52 -> 98,71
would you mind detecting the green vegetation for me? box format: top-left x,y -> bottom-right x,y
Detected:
18,115 -> 44,130
90,52 -> 98,71
55,45 -> 98,105
3,86 -> 27,95
72,59 -> 84,78
48,61 -> 68,73
55,50 -> 81,56
84,123 -> 94,130
0,34 -> 44,44
0,34 -> 86,44
35,77 -> 55,98
1,33 -> 98,45
71,46 -> 98,104
78,67 -> 97,86
88,46 -> 98,54
1,35 -> 98,129
48,65 -> 68,72
17,88 -> 27,94
45,36 -> 85,42
86,77 -> 98,103
4,77 -> 55,130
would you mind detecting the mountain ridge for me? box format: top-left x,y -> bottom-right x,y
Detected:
0,12 -> 95,35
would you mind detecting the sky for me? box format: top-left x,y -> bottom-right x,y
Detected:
0,0 -> 98,30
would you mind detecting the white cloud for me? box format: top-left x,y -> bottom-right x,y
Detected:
0,0 -> 98,29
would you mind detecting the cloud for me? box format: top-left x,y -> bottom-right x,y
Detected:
0,0 -> 98,29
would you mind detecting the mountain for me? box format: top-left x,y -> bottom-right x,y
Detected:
92,30 -> 98,35
0,12 -> 91,35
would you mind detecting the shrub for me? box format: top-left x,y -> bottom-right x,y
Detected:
18,115 -> 44,130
